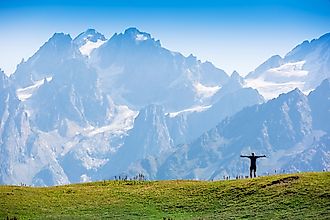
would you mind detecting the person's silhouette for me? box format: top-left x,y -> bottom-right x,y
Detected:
240,153 -> 266,178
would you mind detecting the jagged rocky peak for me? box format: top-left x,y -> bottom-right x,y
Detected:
268,54 -> 283,62
263,54 -> 283,66
40,32 -> 81,56
108,27 -> 161,47
24,32 -> 76,60
225,71 -> 245,89
184,54 -> 199,66
285,32 -> 330,62
198,61 -> 229,86
216,70 -> 245,94
46,32 -> 73,48
284,32 -> 330,63
246,55 -> 283,79
124,27 -> 152,40
29,34 -> 76,63
187,53 -> 197,60
11,32 -> 82,88
73,28 -> 107,47
284,40 -> 311,62
315,32 -> 330,45
277,87 -> 305,102
230,70 -> 243,81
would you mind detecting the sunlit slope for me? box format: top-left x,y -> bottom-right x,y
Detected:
1,172 -> 329,219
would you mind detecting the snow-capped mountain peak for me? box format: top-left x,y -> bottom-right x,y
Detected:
74,29 -> 107,57
124,27 -> 152,41
106,27 -> 161,47
74,29 -> 106,44
246,32 -> 330,100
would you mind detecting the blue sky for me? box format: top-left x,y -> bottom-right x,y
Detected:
1,0 -> 330,75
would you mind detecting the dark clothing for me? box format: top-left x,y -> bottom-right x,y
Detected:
250,166 -> 256,178
240,155 -> 266,178
246,156 -> 262,168
250,165 -> 256,171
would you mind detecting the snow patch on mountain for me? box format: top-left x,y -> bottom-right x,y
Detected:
194,82 -> 220,99
124,27 -> 153,42
245,61 -> 309,100
246,33 -> 330,99
79,39 -> 106,57
168,105 -> 211,118
16,77 -> 53,101
245,78 -> 306,100
268,61 -> 308,78
87,105 -> 138,136
136,34 -> 148,41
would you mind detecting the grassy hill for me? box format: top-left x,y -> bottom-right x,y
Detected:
1,172 -> 329,219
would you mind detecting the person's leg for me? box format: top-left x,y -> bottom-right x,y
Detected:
251,167 -> 256,178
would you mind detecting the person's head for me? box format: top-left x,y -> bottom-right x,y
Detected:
252,152 -> 255,156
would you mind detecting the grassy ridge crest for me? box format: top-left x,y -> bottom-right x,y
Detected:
1,172 -> 329,219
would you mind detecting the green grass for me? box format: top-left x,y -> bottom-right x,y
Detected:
1,172 -> 329,219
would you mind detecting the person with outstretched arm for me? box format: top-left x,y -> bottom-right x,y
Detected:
240,153 -> 266,178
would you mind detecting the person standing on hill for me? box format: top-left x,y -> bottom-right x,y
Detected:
240,153 -> 266,178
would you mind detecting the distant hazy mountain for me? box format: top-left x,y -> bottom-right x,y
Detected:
28,59 -> 112,132
157,79 -> 330,180
100,104 -> 174,180
90,27 -> 229,111
0,69 -> 70,186
0,29 -> 329,186
246,33 -> 330,99
11,33 -> 82,88
281,79 -> 330,173
1,27 -> 231,185
167,71 -> 264,143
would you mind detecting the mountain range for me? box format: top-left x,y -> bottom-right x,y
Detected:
245,33 -> 330,99
0,28 -> 329,185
